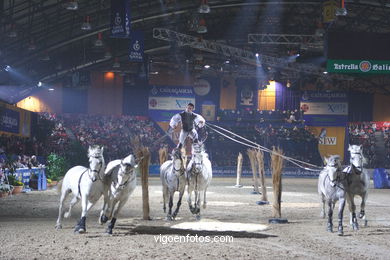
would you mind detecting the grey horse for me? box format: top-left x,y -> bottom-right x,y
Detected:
318,155 -> 347,236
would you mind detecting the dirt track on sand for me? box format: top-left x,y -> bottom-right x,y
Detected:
1,177 -> 389,260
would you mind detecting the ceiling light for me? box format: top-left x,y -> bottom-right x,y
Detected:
63,1 -> 78,10
255,53 -> 259,57
335,7 -> 347,16
81,16 -> 92,30
94,32 -> 104,47
199,0 -> 210,14
104,49 -> 112,59
197,18 -> 207,34
225,60 -> 230,64
323,71 -> 328,74
286,80 -> 291,88
48,88 -> 55,91
37,81 -> 43,87
112,58 -> 120,68
204,64 -> 210,69
4,65 -> 11,72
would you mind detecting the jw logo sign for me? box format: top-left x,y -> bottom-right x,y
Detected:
319,137 -> 337,145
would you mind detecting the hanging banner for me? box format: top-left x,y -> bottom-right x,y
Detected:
327,59 -> 390,74
129,31 -> 144,62
0,107 -> 20,134
301,91 -> 348,126
110,0 -> 131,38
236,78 -> 257,110
148,86 -> 195,121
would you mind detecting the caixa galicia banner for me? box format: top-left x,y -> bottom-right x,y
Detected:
148,86 -> 195,121
300,91 -> 348,126
110,0 -> 131,38
128,31 -> 144,62
327,59 -> 390,74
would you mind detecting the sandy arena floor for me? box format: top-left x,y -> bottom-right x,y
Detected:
0,177 -> 389,260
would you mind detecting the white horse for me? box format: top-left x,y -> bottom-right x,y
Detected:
55,145 -> 106,233
344,144 -> 370,230
186,143 -> 212,220
99,154 -> 138,234
160,148 -> 186,220
318,155 -> 347,236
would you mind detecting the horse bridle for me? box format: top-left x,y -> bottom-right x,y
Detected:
89,155 -> 104,182
116,164 -> 136,189
325,164 -> 345,190
350,152 -> 363,174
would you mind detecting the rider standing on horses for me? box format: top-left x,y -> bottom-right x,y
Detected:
168,103 -> 206,149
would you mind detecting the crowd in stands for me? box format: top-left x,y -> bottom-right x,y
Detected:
40,113 -> 164,163
216,108 -> 305,124
206,123 -> 321,168
348,122 -> 390,168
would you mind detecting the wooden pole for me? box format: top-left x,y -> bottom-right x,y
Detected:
256,149 -> 268,202
235,152 -> 243,187
139,147 -> 151,220
158,146 -> 168,166
271,147 -> 284,218
247,149 -> 260,194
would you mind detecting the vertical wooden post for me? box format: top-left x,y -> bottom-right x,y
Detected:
256,149 -> 268,202
139,147 -> 151,220
247,149 -> 260,194
235,152 -> 243,187
271,147 -> 284,219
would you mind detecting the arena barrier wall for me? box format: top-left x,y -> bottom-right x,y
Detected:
6,167 -> 47,192
148,165 -> 320,178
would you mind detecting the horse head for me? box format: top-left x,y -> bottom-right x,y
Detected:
88,145 -> 104,182
324,155 -> 342,185
116,154 -> 137,189
171,148 -> 184,175
191,144 -> 204,173
348,144 -> 365,173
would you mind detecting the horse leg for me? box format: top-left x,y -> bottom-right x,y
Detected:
172,190 -> 184,219
99,187 -> 110,225
166,191 -> 174,221
107,197 -> 128,235
75,196 -> 91,233
162,185 -> 168,213
320,193 -> 326,218
64,195 -> 79,218
359,192 -> 368,227
187,186 -> 195,214
346,192 -> 359,230
203,188 -> 207,209
337,197 -> 346,236
55,188 -> 69,229
327,200 -> 333,233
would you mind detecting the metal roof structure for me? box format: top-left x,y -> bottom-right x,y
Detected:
1,0 -> 390,102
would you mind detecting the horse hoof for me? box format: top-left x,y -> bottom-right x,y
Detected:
106,228 -> 113,235
77,228 -> 86,234
64,212 -> 71,218
100,215 -> 109,225
364,220 -> 368,227
195,215 -> 201,221
165,215 -> 173,221
55,224 -> 62,230
338,231 -> 344,236
352,223 -> 359,231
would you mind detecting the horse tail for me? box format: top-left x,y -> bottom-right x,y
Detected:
57,179 -> 63,194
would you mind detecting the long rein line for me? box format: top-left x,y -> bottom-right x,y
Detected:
205,122 -> 323,172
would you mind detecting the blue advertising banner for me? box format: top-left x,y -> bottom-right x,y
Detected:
148,86 -> 195,121
110,0 -> 130,38
300,91 -> 348,127
0,108 -> 20,134
128,31 -> 144,62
